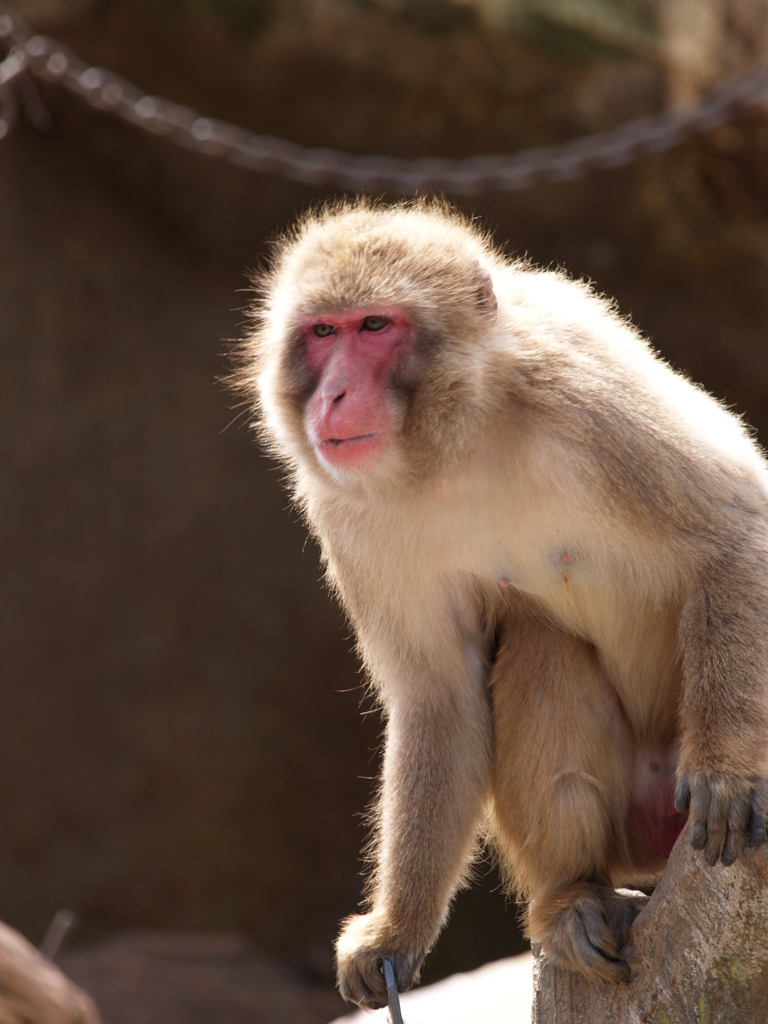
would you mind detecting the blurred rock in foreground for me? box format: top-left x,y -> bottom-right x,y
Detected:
0,919 -> 99,1024
59,931 -> 346,1024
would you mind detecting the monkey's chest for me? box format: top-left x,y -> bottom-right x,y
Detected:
488,541 -> 600,634
492,543 -> 582,594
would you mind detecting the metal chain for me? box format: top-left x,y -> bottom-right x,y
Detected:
1,0 -> 767,194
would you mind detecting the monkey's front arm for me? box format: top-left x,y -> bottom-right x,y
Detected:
674,551 -> 768,865
335,635 -> 493,1009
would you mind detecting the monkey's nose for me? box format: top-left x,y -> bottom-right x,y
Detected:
321,388 -> 347,416
321,377 -> 348,411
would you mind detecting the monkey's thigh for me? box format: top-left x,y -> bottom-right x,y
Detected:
489,606 -> 639,981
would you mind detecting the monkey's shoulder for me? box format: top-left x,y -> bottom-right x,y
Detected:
484,329 -> 768,537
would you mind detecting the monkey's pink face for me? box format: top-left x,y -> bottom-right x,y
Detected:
301,308 -> 412,472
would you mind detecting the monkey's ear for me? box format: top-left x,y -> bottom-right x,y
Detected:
473,263 -> 497,318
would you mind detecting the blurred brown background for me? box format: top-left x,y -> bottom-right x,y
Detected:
1,0 -> 768,1018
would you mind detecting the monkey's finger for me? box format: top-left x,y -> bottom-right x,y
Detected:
749,782 -> 768,848
338,970 -> 378,1009
721,790 -> 751,866
703,787 -> 729,867
338,954 -> 389,1009
688,777 -> 711,851
674,776 -> 691,813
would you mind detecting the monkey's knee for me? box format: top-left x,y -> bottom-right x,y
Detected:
529,883 -> 646,984
501,772 -> 616,892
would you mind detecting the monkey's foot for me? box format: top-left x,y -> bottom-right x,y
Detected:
675,769 -> 767,867
529,882 -> 646,984
335,912 -> 427,1009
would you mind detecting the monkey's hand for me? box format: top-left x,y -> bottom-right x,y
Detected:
335,912 -> 427,1009
675,769 -> 768,867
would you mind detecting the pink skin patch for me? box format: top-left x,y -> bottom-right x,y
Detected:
578,675 -> 685,862
626,752 -> 688,860
302,308 -> 412,471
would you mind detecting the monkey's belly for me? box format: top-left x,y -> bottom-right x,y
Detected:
626,750 -> 688,859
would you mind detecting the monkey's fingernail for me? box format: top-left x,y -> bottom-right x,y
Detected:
704,844 -> 722,867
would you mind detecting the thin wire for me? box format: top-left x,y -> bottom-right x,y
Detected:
382,957 -> 405,1024
39,909 -> 76,961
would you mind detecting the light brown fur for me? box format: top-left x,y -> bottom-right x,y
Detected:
237,197 -> 768,1007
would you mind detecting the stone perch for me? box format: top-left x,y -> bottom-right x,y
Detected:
532,820 -> 768,1023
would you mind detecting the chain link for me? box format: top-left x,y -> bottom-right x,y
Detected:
1,0 -> 767,194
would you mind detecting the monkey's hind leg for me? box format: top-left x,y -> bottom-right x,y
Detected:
489,605 -> 639,983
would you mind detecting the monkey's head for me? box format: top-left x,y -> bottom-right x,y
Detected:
242,199 -> 502,492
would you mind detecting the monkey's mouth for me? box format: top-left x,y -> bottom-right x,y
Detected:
320,434 -> 378,447
315,433 -> 382,468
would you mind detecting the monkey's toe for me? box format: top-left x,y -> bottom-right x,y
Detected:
530,882 -> 642,984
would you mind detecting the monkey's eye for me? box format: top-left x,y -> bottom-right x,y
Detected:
313,324 -> 335,337
361,316 -> 387,332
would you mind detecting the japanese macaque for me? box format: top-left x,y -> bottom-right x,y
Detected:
239,198 -> 768,1008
